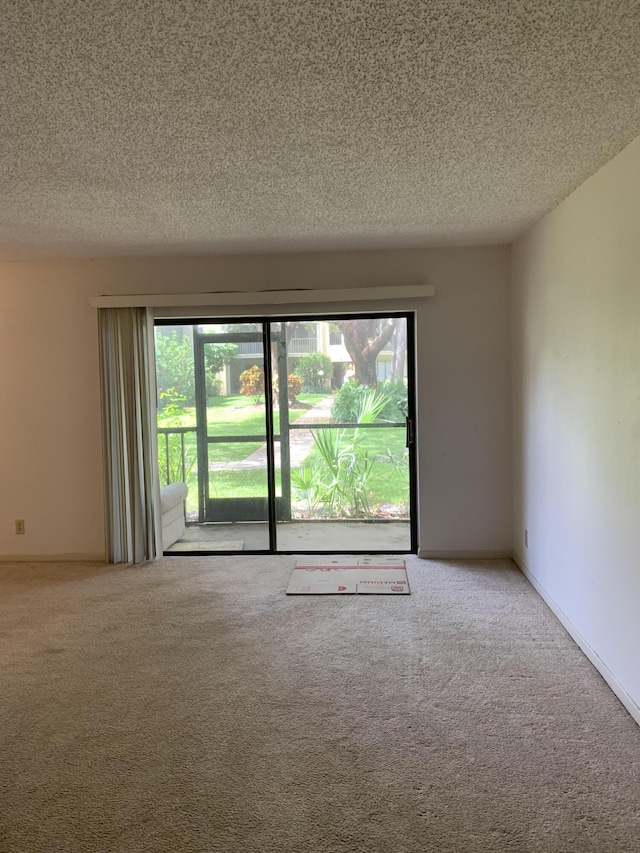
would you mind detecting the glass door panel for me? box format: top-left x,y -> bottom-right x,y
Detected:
272,316 -> 412,552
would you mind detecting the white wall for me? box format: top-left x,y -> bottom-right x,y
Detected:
512,135 -> 640,717
0,246 -> 511,559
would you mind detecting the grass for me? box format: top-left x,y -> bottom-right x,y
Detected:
359,429 -> 410,511
158,393 -> 327,436
209,469 -> 283,499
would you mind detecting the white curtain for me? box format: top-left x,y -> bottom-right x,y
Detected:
98,307 -> 160,563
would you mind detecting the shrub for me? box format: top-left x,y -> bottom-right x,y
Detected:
239,365 -> 264,403
207,377 -> 224,397
157,433 -> 197,486
378,379 -> 409,420
332,379 -> 408,423
331,381 -> 365,422
287,373 -> 303,404
273,373 -> 303,405
156,388 -> 197,486
293,352 -> 332,391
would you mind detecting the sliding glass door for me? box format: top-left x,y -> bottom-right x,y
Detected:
271,317 -> 413,552
154,313 -> 416,554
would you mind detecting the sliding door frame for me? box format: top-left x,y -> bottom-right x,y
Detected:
155,310 -> 418,555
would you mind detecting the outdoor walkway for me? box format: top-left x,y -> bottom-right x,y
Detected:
208,395 -> 334,471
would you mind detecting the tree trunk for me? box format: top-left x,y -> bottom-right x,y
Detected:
335,318 -> 396,387
351,350 -> 379,387
390,321 -> 406,381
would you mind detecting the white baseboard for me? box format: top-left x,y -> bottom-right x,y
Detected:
418,549 -> 513,560
513,551 -> 640,728
0,553 -> 106,563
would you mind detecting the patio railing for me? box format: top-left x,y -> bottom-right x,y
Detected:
237,338 -> 319,355
288,338 -> 318,353
157,426 -> 197,485
237,342 -> 263,355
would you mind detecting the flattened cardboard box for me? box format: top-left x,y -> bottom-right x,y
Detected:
287,556 -> 410,595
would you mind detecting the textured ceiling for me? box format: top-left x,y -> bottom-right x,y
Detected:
1,1 -> 640,261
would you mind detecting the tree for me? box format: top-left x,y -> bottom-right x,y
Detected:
390,319 -> 407,381
333,319 -> 396,387
155,331 -> 196,406
204,343 -> 237,396
155,331 -> 238,406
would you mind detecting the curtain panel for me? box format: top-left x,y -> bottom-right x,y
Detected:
98,307 -> 159,563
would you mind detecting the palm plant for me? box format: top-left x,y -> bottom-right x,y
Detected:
292,388 -> 390,518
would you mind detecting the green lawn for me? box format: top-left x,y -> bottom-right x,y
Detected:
158,393 -> 327,435
360,429 -> 410,512
208,469 -> 283,499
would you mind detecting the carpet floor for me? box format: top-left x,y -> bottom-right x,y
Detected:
0,556 -> 638,852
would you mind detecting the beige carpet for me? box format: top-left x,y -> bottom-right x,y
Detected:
0,556 -> 639,852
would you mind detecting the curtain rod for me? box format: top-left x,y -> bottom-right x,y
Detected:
89,284 -> 434,309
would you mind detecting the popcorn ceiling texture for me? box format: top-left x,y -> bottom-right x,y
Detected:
1,0 -> 640,260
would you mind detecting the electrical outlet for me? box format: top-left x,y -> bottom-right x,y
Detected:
524,528 -> 528,548
15,519 -> 25,535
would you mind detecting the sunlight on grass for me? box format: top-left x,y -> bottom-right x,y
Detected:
157,393 -> 328,436
209,469 -> 283,498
